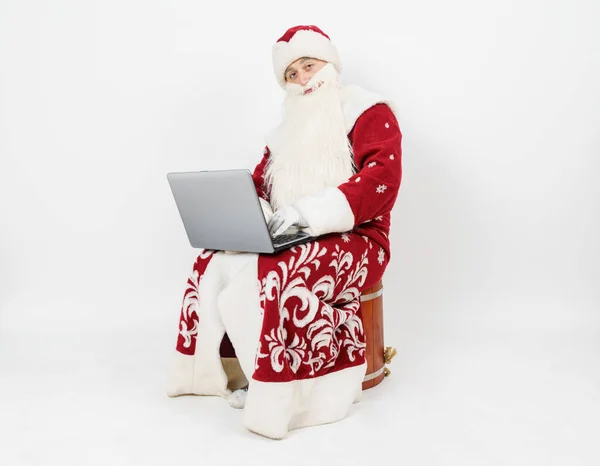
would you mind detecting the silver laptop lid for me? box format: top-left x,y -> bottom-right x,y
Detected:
167,169 -> 275,253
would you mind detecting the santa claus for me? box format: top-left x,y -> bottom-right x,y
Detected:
167,25 -> 403,439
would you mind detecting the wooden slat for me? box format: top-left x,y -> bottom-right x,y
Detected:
361,281 -> 384,390
361,296 -> 374,390
371,283 -> 385,388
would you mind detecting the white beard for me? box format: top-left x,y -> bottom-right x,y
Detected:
264,63 -> 355,211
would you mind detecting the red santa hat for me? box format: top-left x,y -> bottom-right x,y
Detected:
272,25 -> 342,88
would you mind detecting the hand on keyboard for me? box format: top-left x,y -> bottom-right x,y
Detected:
268,206 -> 308,237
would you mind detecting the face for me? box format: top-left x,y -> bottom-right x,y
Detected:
284,57 -> 328,86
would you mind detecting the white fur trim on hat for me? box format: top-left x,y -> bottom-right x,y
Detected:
272,29 -> 342,88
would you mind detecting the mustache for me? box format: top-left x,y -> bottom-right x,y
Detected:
284,63 -> 339,97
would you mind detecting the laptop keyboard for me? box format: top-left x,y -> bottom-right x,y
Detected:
272,233 -> 308,246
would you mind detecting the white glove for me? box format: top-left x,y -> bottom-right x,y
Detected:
259,198 -> 274,224
268,206 -> 308,237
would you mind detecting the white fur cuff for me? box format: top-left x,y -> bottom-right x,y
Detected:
293,187 -> 355,237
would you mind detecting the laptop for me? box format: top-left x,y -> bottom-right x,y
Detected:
166,169 -> 312,254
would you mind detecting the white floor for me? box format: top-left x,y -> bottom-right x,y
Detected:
1,320 -> 599,466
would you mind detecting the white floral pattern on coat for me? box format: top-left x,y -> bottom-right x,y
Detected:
257,241 -> 370,376
176,249 -> 214,354
179,269 -> 200,349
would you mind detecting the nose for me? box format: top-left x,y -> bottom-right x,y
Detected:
299,70 -> 310,86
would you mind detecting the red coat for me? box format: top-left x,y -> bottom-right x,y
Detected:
252,103 -> 402,260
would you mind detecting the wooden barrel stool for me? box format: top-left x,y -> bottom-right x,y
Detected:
360,280 -> 396,390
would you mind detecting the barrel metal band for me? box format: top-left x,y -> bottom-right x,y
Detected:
360,287 -> 384,302
363,366 -> 385,382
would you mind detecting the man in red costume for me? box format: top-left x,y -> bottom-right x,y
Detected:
167,25 -> 402,439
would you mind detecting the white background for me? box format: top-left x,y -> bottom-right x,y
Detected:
1,0 -> 598,464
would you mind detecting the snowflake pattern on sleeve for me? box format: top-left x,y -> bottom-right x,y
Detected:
337,104 -> 402,226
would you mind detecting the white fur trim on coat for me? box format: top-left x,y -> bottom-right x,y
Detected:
166,255 -> 231,398
294,187 -> 355,237
273,30 -> 342,87
243,363 -> 366,439
339,84 -> 398,134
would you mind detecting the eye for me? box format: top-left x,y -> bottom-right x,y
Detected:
306,63 -> 313,70
289,72 -> 297,80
